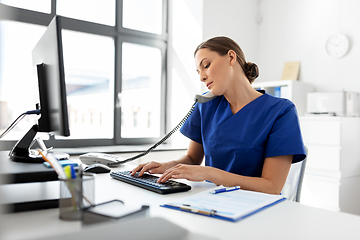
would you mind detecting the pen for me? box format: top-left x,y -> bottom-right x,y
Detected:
211,186 -> 241,194
180,205 -> 217,216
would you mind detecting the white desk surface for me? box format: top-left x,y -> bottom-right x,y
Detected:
2,164 -> 360,240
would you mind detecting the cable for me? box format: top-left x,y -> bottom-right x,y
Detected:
116,101 -> 197,165
0,109 -> 40,139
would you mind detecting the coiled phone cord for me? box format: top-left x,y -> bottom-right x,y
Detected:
118,100 -> 197,164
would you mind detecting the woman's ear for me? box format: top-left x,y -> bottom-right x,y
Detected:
227,50 -> 237,66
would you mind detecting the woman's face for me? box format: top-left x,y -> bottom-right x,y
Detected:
195,48 -> 233,96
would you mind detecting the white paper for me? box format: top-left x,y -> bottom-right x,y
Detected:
164,187 -> 285,220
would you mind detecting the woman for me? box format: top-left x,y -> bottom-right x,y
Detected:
131,36 -> 306,195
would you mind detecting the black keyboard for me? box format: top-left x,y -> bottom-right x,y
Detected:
110,171 -> 191,194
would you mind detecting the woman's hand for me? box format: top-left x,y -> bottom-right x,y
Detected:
130,161 -> 177,177
157,164 -> 209,183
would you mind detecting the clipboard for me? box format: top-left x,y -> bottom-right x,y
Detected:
161,187 -> 286,222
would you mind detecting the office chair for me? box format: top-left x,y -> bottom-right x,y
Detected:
280,146 -> 308,202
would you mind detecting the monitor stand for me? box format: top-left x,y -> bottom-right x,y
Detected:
9,124 -> 69,163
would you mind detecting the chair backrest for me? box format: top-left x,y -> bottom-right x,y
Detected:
280,146 -> 308,202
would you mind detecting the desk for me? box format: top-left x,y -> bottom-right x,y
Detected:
0,151 -> 58,183
0,151 -> 71,212
2,163 -> 360,240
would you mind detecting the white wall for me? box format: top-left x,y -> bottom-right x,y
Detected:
202,0 -> 360,92
167,0 -> 204,145
258,0 -> 360,92
202,0 -> 259,76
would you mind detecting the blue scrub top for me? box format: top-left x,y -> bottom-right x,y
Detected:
180,93 -> 306,178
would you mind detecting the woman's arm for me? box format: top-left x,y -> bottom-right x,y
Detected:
176,140 -> 204,165
206,155 -> 293,194
131,140 -> 204,176
132,139 -> 292,194
158,154 -> 293,195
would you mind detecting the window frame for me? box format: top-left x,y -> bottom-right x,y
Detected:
0,0 -> 168,150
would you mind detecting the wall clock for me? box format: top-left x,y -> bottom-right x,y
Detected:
326,33 -> 350,58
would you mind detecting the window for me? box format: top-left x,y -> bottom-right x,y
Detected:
121,42 -> 162,138
0,0 -> 51,13
122,0 -> 163,34
0,1 -> 168,149
57,0 -> 115,26
0,21 -> 46,140
62,30 -> 114,139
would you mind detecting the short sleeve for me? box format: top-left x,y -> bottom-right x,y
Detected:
180,103 -> 202,144
265,102 -> 306,163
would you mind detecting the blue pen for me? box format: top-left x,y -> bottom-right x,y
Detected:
70,165 -> 76,179
211,186 -> 241,194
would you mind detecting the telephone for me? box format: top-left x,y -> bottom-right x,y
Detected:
80,152 -> 125,166
79,92 -> 216,167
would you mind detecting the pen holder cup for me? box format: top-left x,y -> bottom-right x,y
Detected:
59,173 -> 95,221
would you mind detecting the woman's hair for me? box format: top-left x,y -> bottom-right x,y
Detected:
194,36 -> 259,83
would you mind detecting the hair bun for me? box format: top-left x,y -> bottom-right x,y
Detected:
245,62 -> 259,83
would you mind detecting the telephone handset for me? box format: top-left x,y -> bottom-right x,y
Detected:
80,92 -> 216,167
194,91 -> 216,103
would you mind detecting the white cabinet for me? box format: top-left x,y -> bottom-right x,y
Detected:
299,116 -> 360,214
252,80 -> 313,115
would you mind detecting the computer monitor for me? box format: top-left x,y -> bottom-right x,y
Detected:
9,15 -> 70,163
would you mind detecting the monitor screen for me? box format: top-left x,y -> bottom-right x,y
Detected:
32,15 -> 70,136
9,15 -> 70,163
